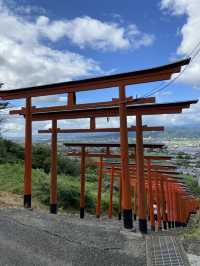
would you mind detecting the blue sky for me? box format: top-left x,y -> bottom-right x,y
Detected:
0,0 -> 200,137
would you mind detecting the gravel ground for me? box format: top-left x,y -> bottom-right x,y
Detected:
0,208 -> 146,266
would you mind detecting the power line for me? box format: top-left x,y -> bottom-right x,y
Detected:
142,39 -> 200,98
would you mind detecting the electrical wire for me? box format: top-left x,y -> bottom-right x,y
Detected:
142,39 -> 200,98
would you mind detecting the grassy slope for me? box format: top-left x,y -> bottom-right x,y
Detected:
0,163 -> 119,215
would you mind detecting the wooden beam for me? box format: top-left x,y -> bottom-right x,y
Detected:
80,146 -> 86,218
27,100 -> 198,121
50,119 -> 58,214
147,159 -> 155,231
136,112 -> 147,233
0,59 -> 190,100
96,157 -> 103,218
10,97 -> 155,115
63,143 -> 165,148
68,92 -> 76,106
24,97 -> 32,208
108,166 -> 114,219
64,152 -> 172,161
38,125 -> 164,134
119,85 -> 133,229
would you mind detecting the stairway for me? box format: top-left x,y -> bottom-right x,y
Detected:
146,235 -> 190,266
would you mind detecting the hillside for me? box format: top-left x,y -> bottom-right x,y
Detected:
0,137 -> 199,213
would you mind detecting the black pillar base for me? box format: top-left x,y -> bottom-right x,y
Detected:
171,221 -> 175,228
134,214 -> 137,220
163,221 -> 167,230
139,218 -> 147,234
50,204 -> 57,214
151,225 -> 155,231
175,221 -> 181,227
96,214 -> 100,218
24,194 -> 31,208
182,223 -> 187,227
168,221 -> 172,229
80,207 -> 84,219
158,226 -> 162,231
123,209 -> 133,229
118,212 -> 122,220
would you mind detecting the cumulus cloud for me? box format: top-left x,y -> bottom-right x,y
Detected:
160,0 -> 200,86
0,0 -> 156,138
0,3 -> 102,90
0,0 -> 154,90
36,15 -> 154,51
142,99 -> 200,127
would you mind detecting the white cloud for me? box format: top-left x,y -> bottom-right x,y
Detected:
36,15 -> 154,51
0,0 -> 155,90
160,0 -> 200,86
142,99 -> 200,126
160,0 -> 188,15
0,0 -> 155,138
1,99 -> 199,139
0,0 -> 103,90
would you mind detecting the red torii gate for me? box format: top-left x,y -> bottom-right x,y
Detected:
29,99 -> 197,232
0,58 -> 197,233
61,142 -> 165,218
8,99 -> 198,233
100,161 -> 197,231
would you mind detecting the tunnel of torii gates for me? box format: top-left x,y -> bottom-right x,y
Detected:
0,57 -> 200,233
60,144 -> 198,230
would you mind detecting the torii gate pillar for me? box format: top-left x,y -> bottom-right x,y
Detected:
119,85 -> 133,229
50,119 -> 58,214
24,96 -> 32,208
136,113 -> 147,233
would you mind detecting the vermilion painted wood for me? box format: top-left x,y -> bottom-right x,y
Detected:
50,120 -> 57,208
63,143 -> 165,148
147,160 -> 155,230
80,146 -> 86,211
136,112 -> 147,231
0,59 -> 190,100
24,97 -> 32,208
38,126 -> 164,134
26,100 -> 197,121
96,157 -> 103,218
119,85 -> 132,228
108,166 -> 114,219
65,152 -> 172,161
10,97 -> 155,115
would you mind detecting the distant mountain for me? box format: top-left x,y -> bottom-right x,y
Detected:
143,126 -> 200,139
7,126 -> 200,144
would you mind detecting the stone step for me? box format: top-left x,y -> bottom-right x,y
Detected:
146,235 -> 190,266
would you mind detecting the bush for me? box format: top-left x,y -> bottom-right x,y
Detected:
0,139 -> 80,177
0,138 -> 24,163
32,144 -> 80,176
183,175 -> 200,197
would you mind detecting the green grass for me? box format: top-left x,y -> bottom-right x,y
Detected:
0,163 -> 120,215
182,174 -> 200,197
182,212 -> 200,240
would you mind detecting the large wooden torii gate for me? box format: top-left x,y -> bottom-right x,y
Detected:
100,161 -> 197,230
61,142 -> 165,218
30,99 -> 197,232
0,57 -> 198,233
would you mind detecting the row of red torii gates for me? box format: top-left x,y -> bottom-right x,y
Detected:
0,57 -> 199,233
